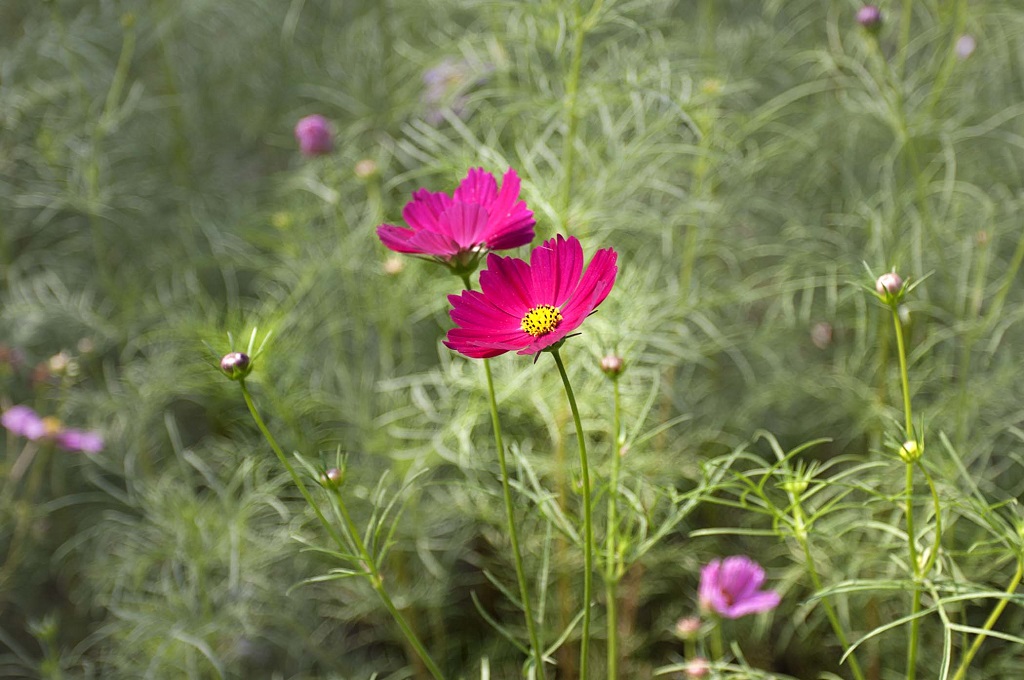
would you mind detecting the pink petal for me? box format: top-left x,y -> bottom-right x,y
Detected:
377,225 -> 420,253
453,167 -> 499,206
2,405 -> 46,440
720,591 -> 781,619
405,230 -> 461,257
479,253 -> 535,316
559,247 -> 618,321
530,234 -> 584,306
402,189 -> 451,233
439,201 -> 490,249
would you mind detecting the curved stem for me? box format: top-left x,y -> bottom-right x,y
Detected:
604,375 -> 622,679
551,348 -> 593,680
951,558 -> 1024,680
557,0 -> 589,230
793,512 -> 866,680
239,381 -> 446,680
483,358 -> 547,677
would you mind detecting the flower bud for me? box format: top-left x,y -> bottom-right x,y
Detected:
354,159 -> 378,179
674,616 -> 701,640
600,354 -> 625,377
686,657 -> 710,678
810,321 -> 833,350
857,5 -> 883,32
321,467 -> 344,488
876,271 -> 903,295
294,115 -> 334,157
899,439 -> 922,463
383,256 -> 405,276
219,352 -> 252,381
955,35 -> 976,60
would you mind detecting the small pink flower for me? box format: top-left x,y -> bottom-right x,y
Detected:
377,168 -> 535,270
294,115 -> 334,156
875,271 -> 903,295
1,405 -> 103,453
445,235 -> 618,358
699,556 -> 781,619
2,405 -> 46,440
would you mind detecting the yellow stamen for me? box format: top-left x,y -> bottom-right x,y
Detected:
520,305 -> 562,337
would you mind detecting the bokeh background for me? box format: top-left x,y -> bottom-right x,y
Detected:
3,0 -> 1024,677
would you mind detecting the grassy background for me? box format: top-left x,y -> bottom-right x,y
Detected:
3,0 -> 1024,677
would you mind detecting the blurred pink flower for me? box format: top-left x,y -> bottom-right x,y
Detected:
699,556 -> 780,619
1,405 -> 103,453
444,235 -> 617,358
956,34 -> 976,60
2,405 -> 46,440
377,168 -> 535,270
294,114 -> 334,156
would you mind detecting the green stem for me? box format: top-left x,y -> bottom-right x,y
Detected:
551,348 -> 593,680
331,486 -> 447,680
239,381 -> 446,680
483,358 -> 547,678
890,305 -> 919,680
891,307 -> 914,439
604,375 -> 622,679
897,0 -> 913,80
950,558 -> 1024,680
557,0 -> 592,230
793,511 -> 866,680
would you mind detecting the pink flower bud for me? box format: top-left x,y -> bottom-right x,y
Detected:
857,5 -> 882,32
686,657 -> 710,678
674,616 -> 701,639
220,352 -> 252,381
600,354 -> 625,377
294,115 -> 334,157
875,272 -> 903,296
955,35 -> 976,60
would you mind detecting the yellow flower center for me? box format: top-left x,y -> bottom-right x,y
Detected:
520,305 -> 562,337
42,416 -> 63,436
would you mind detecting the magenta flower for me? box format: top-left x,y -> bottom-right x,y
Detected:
698,556 -> 781,619
376,168 -> 535,271
1,405 -> 103,453
294,114 -> 334,156
2,405 -> 46,440
444,234 -> 618,358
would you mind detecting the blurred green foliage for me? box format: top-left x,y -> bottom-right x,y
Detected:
3,0 -> 1024,677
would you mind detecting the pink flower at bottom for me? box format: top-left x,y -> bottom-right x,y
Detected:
444,235 -> 618,358
699,556 -> 781,619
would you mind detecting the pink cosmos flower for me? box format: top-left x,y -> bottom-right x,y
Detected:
698,556 -> 781,619
376,168 -> 535,269
444,235 -> 618,358
294,115 -> 334,156
1,405 -> 103,453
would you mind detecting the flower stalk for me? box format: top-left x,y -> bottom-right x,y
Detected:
238,380 -> 446,680
604,370 -> 623,679
552,348 -> 594,680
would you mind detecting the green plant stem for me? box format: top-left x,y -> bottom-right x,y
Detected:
793,511 -> 866,680
239,381 -> 446,680
551,348 -> 593,680
483,357 -> 547,678
891,307 -> 914,439
890,305 -> 920,680
557,0 -> 600,230
950,558 -> 1024,680
604,375 -> 622,680
897,0 -> 913,80
330,485 -> 447,680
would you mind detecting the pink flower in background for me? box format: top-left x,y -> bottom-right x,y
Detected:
444,235 -> 618,358
294,114 -> 334,156
699,556 -> 780,619
2,405 -> 46,440
955,34 -> 976,60
55,428 -> 104,453
1,405 -> 103,453
377,168 -> 535,269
